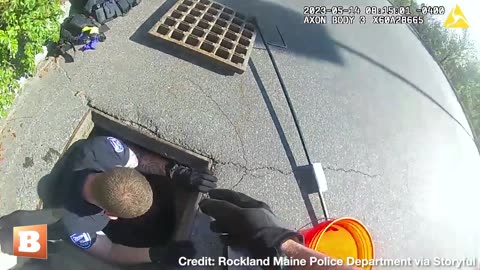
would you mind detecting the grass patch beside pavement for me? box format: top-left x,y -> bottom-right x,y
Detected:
0,0 -> 63,118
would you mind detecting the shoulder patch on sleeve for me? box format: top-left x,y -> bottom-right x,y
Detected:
107,137 -> 125,153
69,232 -> 93,249
125,149 -> 138,168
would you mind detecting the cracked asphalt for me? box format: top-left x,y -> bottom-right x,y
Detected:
1,0 -> 480,268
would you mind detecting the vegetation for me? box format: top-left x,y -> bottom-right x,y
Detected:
392,0 -> 480,146
0,0 -> 62,117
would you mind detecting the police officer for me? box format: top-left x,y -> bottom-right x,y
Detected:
47,136 -> 216,265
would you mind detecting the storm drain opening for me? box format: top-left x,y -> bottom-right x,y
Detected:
235,45 -> 247,55
225,31 -> 238,41
207,8 -> 219,16
44,110 -> 211,245
192,27 -> 206,37
171,30 -> 186,41
206,33 -> 220,43
211,25 -> 224,35
177,4 -> 189,12
242,29 -> 253,39
164,17 -> 177,26
239,37 -> 250,47
171,10 -> 183,19
216,47 -> 230,59
200,41 -> 215,52
219,12 -> 231,21
203,13 -> 215,22
195,3 -> 207,10
232,17 -> 243,27
216,18 -> 228,27
189,9 -> 202,17
157,24 -> 170,35
186,35 -> 200,46
231,54 -> 244,64
178,22 -> 192,32
197,20 -> 210,30
220,39 -> 234,49
228,24 -> 241,34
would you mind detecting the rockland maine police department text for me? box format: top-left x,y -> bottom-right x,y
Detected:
179,256 -> 478,268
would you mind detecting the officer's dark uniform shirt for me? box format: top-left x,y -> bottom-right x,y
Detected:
58,136 -> 138,250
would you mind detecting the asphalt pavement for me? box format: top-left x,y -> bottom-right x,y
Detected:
0,0 -> 479,269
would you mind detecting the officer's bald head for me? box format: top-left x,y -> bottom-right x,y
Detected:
92,167 -> 153,219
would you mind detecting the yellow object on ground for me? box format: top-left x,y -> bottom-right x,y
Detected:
82,26 -> 99,34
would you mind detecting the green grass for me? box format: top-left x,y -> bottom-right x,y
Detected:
0,0 -> 62,118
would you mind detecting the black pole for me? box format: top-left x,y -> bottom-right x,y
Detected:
254,19 -> 330,220
254,21 -> 311,165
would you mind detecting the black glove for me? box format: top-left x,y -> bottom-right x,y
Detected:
169,164 -> 217,193
149,241 -> 196,265
199,189 -> 302,259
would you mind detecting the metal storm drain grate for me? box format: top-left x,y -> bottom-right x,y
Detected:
149,0 -> 256,73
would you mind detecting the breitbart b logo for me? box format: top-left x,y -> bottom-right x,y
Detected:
13,225 -> 47,259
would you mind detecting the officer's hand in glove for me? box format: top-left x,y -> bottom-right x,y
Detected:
199,189 -> 303,259
169,164 -> 217,193
149,241 -> 196,266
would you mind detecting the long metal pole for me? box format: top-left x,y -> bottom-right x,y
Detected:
254,20 -> 330,220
